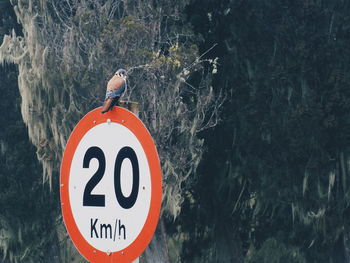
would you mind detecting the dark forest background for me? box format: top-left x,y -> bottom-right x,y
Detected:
2,0 -> 350,262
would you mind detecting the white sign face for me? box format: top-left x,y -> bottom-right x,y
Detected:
69,122 -> 151,252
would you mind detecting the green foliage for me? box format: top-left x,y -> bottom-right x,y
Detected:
0,64 -> 59,262
1,0 -> 217,262
0,0 -> 21,37
0,3 -> 59,262
179,0 -> 350,262
246,238 -> 306,263
5,0 -> 350,262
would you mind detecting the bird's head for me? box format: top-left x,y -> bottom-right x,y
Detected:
116,68 -> 127,78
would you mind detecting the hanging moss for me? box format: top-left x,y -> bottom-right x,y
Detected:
0,0 -> 219,261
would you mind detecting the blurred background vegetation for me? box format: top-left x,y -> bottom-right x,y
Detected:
2,0 -> 350,262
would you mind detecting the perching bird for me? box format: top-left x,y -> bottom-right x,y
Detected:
101,69 -> 127,114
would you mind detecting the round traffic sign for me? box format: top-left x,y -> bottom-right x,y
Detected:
60,107 -> 162,263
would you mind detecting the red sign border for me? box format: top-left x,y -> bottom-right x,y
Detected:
60,107 -> 162,263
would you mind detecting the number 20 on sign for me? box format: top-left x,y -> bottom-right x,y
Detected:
60,107 -> 162,263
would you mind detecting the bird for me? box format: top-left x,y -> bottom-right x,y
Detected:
101,69 -> 127,114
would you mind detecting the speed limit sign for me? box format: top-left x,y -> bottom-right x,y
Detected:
60,107 -> 162,263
